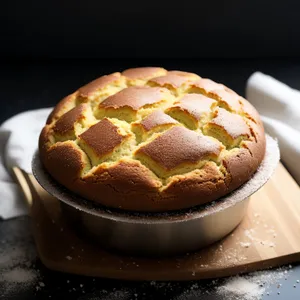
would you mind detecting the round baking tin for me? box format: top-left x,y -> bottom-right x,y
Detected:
32,135 -> 279,256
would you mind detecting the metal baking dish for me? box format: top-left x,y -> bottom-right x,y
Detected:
32,135 -> 279,257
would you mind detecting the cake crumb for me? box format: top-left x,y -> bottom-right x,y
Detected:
269,242 -> 275,248
240,242 -> 251,248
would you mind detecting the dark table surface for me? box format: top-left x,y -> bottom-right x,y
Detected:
1,58 -> 300,299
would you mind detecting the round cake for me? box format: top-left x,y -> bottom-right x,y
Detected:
39,67 -> 266,212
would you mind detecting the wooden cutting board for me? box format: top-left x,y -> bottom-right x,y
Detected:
25,163 -> 300,280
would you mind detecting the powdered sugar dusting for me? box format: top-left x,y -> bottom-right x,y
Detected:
171,267 -> 292,300
2,267 -> 37,283
245,229 -> 256,240
218,276 -> 263,299
0,218 -> 295,300
217,267 -> 291,300
78,287 -> 133,300
0,218 -> 40,296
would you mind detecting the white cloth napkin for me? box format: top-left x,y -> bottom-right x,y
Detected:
0,108 -> 52,219
1,72 -> 299,220
246,72 -> 300,185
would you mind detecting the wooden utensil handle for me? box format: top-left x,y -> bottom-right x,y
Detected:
11,167 -> 33,208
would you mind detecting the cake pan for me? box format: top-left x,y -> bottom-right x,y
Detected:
32,135 -> 279,257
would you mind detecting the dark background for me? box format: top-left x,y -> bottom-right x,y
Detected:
2,0 -> 300,125
2,0 -> 300,59
2,0 -> 300,124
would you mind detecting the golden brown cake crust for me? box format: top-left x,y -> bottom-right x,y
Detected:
121,67 -> 167,80
78,118 -> 126,158
39,67 -> 266,212
139,111 -> 178,131
168,94 -> 216,121
53,104 -> 86,135
149,73 -> 198,89
99,86 -> 167,111
135,127 -> 222,172
46,93 -> 77,124
78,72 -> 121,98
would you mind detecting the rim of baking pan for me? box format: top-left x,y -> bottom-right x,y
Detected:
32,134 -> 279,224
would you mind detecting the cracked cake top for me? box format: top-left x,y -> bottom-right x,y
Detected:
39,67 -> 266,212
